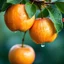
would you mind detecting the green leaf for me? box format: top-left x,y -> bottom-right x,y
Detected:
35,9 -> 40,18
21,0 -> 26,4
25,2 -> 36,18
24,0 -> 29,2
0,0 -> 7,11
57,0 -> 64,2
1,3 -> 12,11
46,0 -> 57,2
37,8 -> 49,18
7,0 -> 12,2
7,0 -> 22,4
51,0 -> 57,2
47,5 -> 63,33
55,2 -> 64,14
7,0 -> 29,4
20,0 -> 30,4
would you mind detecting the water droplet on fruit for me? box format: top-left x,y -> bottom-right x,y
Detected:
41,44 -> 45,47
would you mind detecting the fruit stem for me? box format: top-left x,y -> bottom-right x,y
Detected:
22,31 -> 27,47
32,0 -> 35,4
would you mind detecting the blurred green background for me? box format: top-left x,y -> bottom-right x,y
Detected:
0,9 -> 64,64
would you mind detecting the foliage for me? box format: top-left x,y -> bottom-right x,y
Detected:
55,2 -> 64,14
47,5 -> 63,33
0,0 -> 64,33
0,0 -> 64,64
25,2 -> 36,18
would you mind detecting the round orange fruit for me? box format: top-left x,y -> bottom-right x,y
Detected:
9,44 -> 35,64
4,4 -> 35,32
29,18 -> 57,44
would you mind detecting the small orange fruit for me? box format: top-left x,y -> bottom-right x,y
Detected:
4,4 -> 35,32
9,44 -> 35,64
62,18 -> 64,22
29,18 -> 57,44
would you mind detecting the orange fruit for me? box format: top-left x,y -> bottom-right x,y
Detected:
62,18 -> 64,22
4,4 -> 35,32
29,18 -> 57,44
9,44 -> 35,64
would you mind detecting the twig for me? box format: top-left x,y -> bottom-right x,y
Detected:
22,31 -> 27,47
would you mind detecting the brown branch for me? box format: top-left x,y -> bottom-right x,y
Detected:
44,2 -> 55,4
30,0 -> 55,4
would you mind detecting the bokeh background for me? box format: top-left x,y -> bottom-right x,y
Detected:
0,4 -> 64,64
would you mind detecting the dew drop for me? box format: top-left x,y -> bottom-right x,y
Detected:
41,44 -> 45,47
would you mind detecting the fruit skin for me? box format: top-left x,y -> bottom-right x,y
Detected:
9,44 -> 35,64
29,18 -> 57,44
4,4 -> 35,32
62,18 -> 64,22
